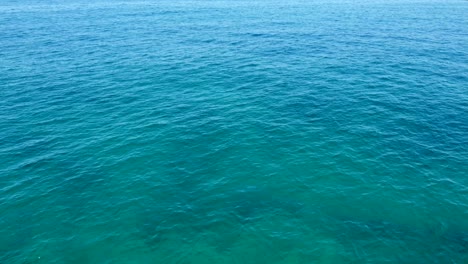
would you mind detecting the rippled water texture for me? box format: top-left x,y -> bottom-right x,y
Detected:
1,0 -> 468,263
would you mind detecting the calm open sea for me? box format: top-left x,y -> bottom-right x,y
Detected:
1,0 -> 468,263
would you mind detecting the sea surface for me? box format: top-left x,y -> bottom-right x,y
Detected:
1,0 -> 468,263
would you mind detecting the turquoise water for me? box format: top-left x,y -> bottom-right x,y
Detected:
1,0 -> 468,262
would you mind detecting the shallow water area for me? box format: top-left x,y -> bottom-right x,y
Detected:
1,0 -> 468,263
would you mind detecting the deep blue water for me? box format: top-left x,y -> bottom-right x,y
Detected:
1,0 -> 468,263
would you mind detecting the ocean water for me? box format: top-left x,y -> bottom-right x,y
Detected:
1,0 -> 468,263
